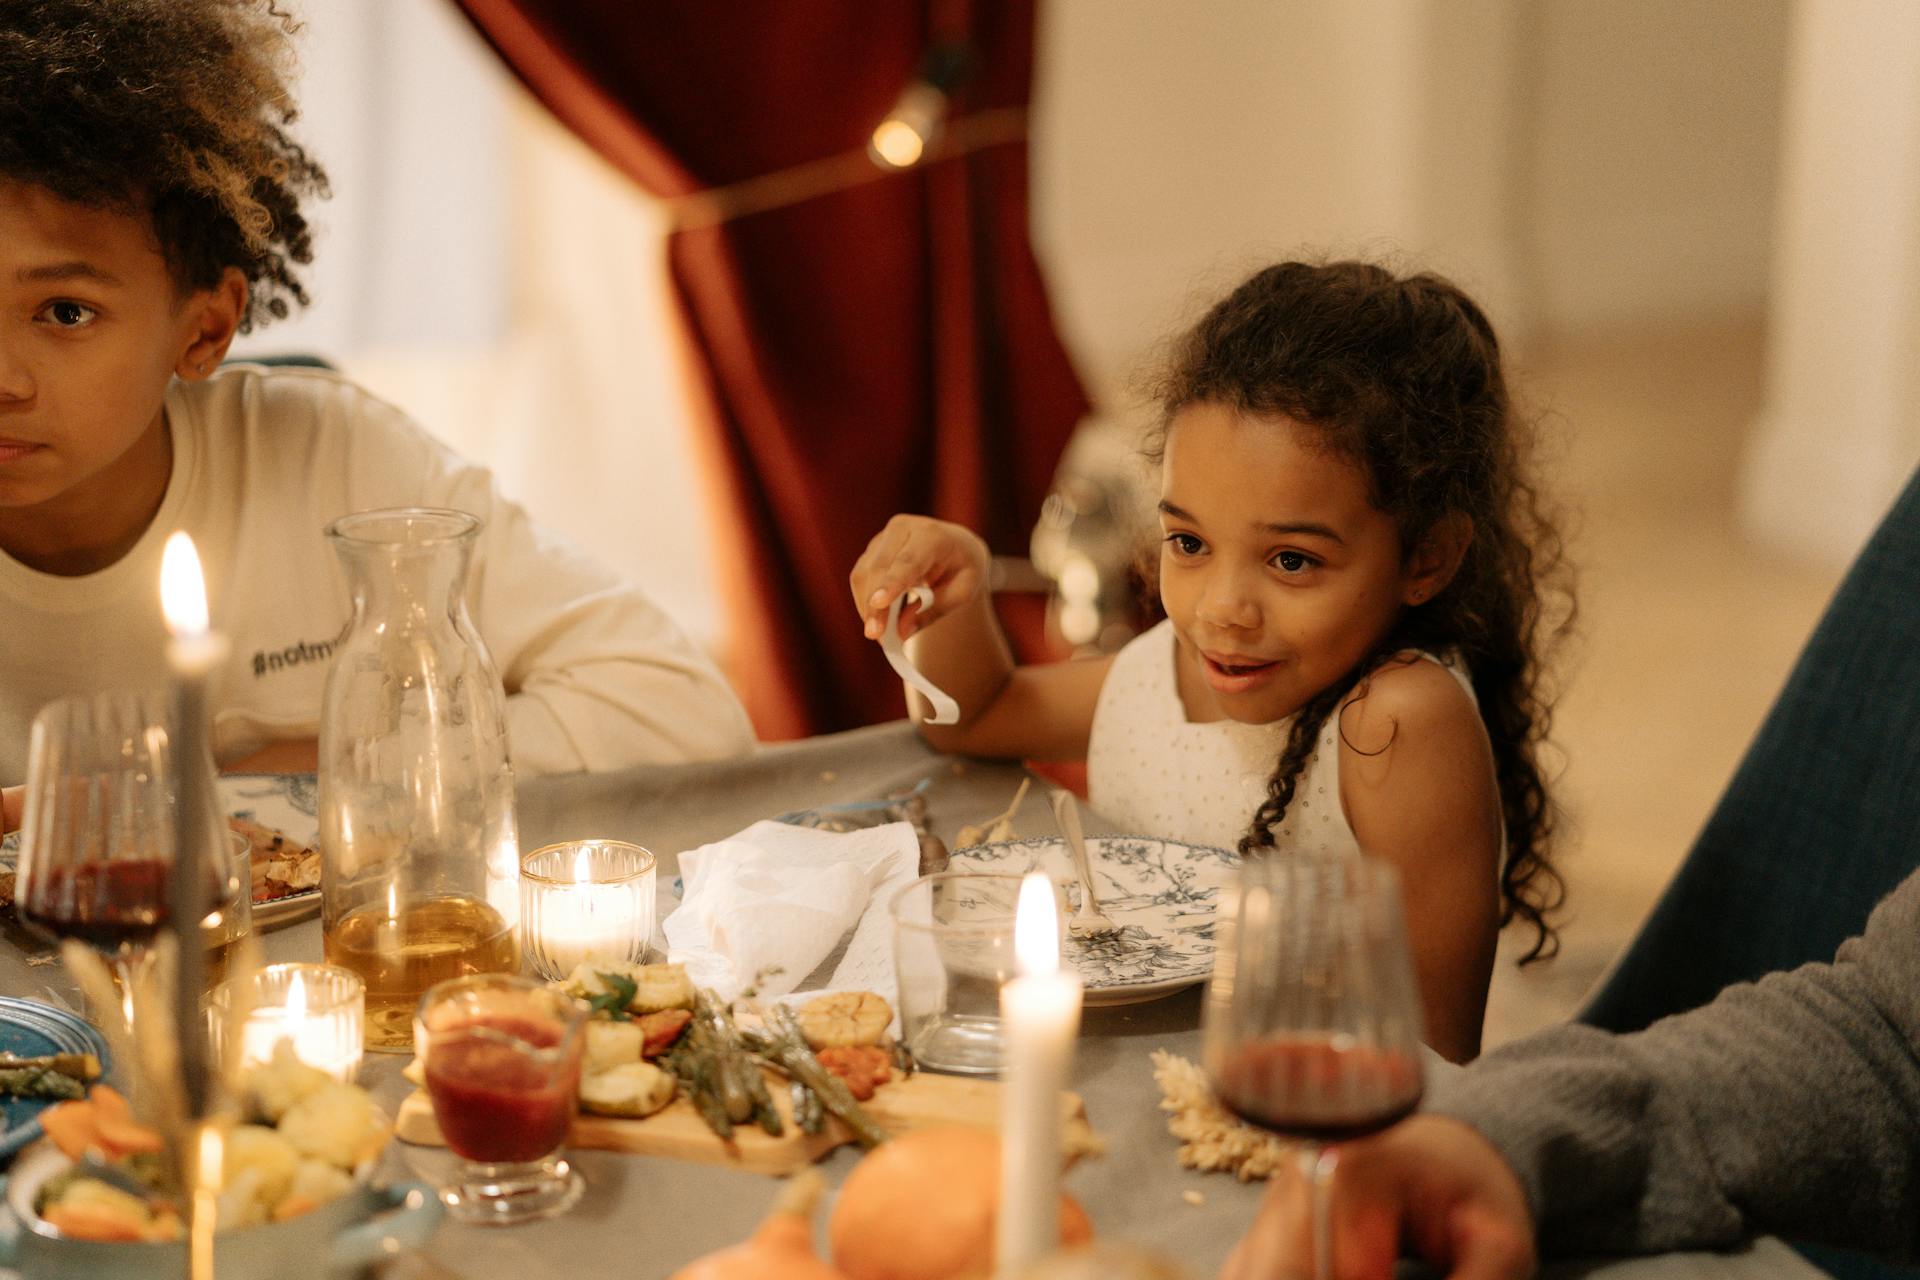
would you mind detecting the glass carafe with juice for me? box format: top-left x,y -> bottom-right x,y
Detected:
319,508 -> 520,1050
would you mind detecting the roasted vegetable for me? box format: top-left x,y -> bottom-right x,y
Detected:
0,1065 -> 85,1100
750,1006 -> 886,1149
579,1061 -> 677,1118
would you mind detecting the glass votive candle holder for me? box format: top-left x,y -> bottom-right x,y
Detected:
214,962 -> 365,1082
519,840 -> 657,981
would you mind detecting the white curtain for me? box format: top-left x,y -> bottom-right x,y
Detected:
228,0 -> 724,650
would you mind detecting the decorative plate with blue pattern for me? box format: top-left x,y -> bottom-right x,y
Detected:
0,997 -> 111,1159
949,835 -> 1238,1005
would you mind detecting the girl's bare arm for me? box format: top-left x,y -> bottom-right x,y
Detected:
1338,659 -> 1505,1064
851,515 -> 1109,760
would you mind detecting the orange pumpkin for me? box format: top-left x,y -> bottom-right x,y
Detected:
670,1170 -> 850,1280
828,1127 -> 1092,1280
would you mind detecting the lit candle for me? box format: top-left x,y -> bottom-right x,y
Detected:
222,962 -> 366,1082
160,532 -> 229,1118
995,871 -> 1083,1275
520,840 -> 656,981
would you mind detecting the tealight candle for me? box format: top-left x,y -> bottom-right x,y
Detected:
218,963 -> 365,1082
519,840 -> 657,981
994,871 -> 1083,1275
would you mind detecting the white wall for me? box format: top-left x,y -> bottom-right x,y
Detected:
1524,0 -> 1791,332
1030,0 -> 1526,396
1029,0 -> 1793,395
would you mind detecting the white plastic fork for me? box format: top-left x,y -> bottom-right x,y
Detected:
1048,788 -> 1118,936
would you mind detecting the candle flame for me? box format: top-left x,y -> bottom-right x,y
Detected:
573,847 -> 593,884
197,1124 -> 224,1184
286,970 -> 307,1022
1014,871 -> 1060,976
160,532 -> 210,636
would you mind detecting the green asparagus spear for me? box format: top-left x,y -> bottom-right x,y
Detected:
763,1005 -> 887,1149
790,1077 -> 824,1135
0,1066 -> 85,1100
0,1052 -> 102,1084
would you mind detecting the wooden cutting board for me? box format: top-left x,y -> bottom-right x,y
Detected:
395,1070 -> 1089,1176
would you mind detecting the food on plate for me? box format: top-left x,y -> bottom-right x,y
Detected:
562,960 -> 696,1015
245,1037 -> 335,1123
815,1046 -> 892,1103
275,1079 -> 388,1169
229,815 -> 320,904
583,1018 -> 647,1075
740,1002 -> 887,1149
38,1085 -> 163,1160
668,1169 -> 850,1280
827,1127 -> 1092,1280
33,1046 -> 390,1241
565,969 -> 696,1119
638,1007 -> 695,1054
0,1050 -> 101,1100
578,1060 -> 677,1119
795,991 -> 892,1050
663,995 -> 784,1139
39,1176 -> 179,1243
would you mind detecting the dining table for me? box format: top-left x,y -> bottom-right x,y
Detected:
0,722 -> 1825,1278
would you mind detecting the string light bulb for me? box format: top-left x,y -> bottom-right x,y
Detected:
869,43 -> 973,172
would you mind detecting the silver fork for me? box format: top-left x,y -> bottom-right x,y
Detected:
1048,789 -> 1118,936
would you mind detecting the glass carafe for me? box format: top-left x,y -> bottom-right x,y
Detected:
318,508 -> 520,1051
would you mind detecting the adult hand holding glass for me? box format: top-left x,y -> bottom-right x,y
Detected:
1220,1114 -> 1536,1280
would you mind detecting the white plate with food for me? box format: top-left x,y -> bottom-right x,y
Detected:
947,834 -> 1238,1006
221,773 -> 321,927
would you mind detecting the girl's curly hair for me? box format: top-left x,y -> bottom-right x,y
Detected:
1149,260 -> 1575,962
0,0 -> 328,330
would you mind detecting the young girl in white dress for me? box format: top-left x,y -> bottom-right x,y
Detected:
850,261 -> 1572,1061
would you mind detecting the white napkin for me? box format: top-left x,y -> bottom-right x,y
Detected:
662,819 -> 922,1007
880,585 -> 960,724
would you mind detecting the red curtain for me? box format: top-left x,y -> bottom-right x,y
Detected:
451,0 -> 1090,739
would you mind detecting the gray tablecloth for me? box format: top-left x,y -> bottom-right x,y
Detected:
0,723 -> 1822,1278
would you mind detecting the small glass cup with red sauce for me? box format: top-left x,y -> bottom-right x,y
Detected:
416,972 -> 588,1225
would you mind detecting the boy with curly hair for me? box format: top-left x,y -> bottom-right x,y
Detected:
0,0 -> 754,805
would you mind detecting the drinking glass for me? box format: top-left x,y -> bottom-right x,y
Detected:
416,973 -> 587,1225
890,872 -> 1026,1074
15,688 -> 233,1023
1201,854 -> 1426,1280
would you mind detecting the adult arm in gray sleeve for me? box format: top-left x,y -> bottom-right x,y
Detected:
1426,867 -> 1920,1260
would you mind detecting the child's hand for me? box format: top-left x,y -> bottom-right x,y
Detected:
851,516 -> 991,642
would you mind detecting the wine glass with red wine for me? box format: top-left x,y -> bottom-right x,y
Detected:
1202,853 -> 1426,1280
15,688 -> 223,1020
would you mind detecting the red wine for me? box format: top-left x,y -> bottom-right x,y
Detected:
1214,1035 -> 1424,1143
19,859 -> 171,951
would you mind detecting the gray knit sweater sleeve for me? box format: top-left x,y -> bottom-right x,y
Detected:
1426,869 -> 1920,1259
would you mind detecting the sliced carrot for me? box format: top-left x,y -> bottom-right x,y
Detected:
37,1098 -> 103,1160
89,1085 -> 164,1156
43,1202 -> 149,1243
